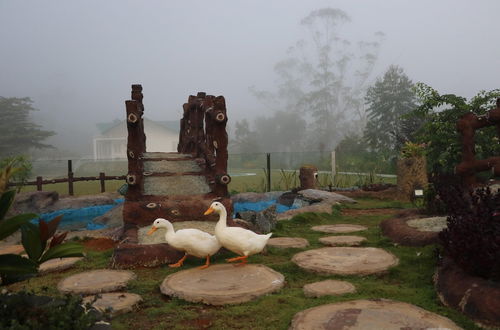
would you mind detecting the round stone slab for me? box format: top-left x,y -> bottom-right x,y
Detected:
0,244 -> 24,255
83,292 -> 143,317
290,299 -> 461,330
160,264 -> 284,305
58,269 -> 136,295
311,224 -> 367,233
407,216 -> 447,232
292,247 -> 398,275
303,280 -> 356,297
39,257 -> 83,275
267,237 -> 309,249
319,235 -> 366,247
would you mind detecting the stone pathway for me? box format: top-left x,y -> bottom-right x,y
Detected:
58,269 -> 136,295
292,247 -> 398,275
160,264 -> 284,305
267,237 -> 309,249
39,257 -> 84,275
303,280 -> 356,298
290,299 -> 461,329
318,235 -> 366,246
82,293 -> 143,317
311,224 -> 367,233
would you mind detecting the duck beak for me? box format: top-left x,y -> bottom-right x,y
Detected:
147,226 -> 158,235
204,207 -> 214,215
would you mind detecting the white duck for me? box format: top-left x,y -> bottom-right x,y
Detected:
147,218 -> 221,269
204,201 -> 272,266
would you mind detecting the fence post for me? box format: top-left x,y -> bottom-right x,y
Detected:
266,153 -> 271,192
331,151 -> 336,176
36,176 -> 43,191
99,172 -> 106,193
68,160 -> 74,196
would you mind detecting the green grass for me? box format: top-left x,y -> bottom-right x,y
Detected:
4,199 -> 480,330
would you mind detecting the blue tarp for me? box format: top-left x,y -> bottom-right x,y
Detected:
233,199 -> 297,215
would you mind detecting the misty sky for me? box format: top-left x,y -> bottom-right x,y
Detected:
1,0 -> 499,155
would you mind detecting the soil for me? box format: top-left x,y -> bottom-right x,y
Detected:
83,238 -> 118,251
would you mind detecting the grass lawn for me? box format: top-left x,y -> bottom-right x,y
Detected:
4,198 -> 479,329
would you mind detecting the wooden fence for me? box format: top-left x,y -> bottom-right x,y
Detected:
8,160 -> 126,195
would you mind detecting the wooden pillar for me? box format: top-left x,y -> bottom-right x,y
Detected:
36,176 -> 43,191
299,165 -> 318,190
99,172 -> 106,193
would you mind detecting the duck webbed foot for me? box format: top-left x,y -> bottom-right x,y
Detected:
169,253 -> 188,268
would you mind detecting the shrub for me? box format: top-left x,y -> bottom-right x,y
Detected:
0,291 -> 102,330
438,181 -> 500,280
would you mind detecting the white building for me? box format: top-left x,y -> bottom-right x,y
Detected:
93,118 -> 179,160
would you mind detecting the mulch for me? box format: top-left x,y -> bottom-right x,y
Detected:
379,209 -> 440,246
83,238 -> 118,251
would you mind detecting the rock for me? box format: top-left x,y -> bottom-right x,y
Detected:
291,198 -> 309,209
318,235 -> 367,246
93,204 -> 124,228
231,191 -> 285,203
254,205 -> 277,234
267,237 -> 309,249
290,299 -> 461,330
311,224 -> 368,233
83,292 -> 143,317
298,189 -> 356,204
235,211 -> 256,223
39,257 -> 84,275
277,192 -> 298,207
277,202 -> 334,221
292,247 -> 398,275
57,269 -> 136,295
9,191 -> 59,215
159,264 -> 284,305
303,280 -> 356,297
9,191 -> 116,216
111,243 -> 183,268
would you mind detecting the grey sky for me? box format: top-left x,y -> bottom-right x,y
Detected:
1,0 -> 499,155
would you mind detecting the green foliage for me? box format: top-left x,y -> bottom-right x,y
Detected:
411,83 -> 500,173
0,97 -> 55,158
0,291 -> 100,329
0,156 -> 32,192
364,65 -> 421,154
0,190 -> 84,284
400,141 -> 426,159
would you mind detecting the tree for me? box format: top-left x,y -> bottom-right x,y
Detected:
411,83 -> 500,173
0,97 -> 55,158
251,7 -> 384,151
363,65 -> 420,154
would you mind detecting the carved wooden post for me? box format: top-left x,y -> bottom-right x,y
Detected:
299,165 -> 318,190
125,84 -> 146,200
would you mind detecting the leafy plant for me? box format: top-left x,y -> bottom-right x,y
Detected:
0,189 -> 84,284
0,155 -> 32,193
400,142 -> 426,159
437,180 -> 500,281
0,291 -> 102,329
410,83 -> 500,173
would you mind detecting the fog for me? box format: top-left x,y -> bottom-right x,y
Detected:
1,0 -> 499,156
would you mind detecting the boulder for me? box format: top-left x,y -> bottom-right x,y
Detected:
93,204 -> 124,228
298,189 -> 356,204
277,191 -> 298,207
231,191 -> 285,203
49,195 -> 115,212
235,205 -> 277,234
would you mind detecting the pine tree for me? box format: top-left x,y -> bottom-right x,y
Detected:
364,65 -> 419,153
0,97 -> 55,158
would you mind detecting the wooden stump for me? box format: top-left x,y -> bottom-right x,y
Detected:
58,270 -> 136,295
311,224 -> 367,233
290,299 -> 461,330
396,156 -> 428,201
292,247 -> 398,275
83,293 -> 143,317
318,235 -> 366,246
267,237 -> 309,249
299,165 -> 318,190
303,280 -> 356,297
159,264 -> 284,305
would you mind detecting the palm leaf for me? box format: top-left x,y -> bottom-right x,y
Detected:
0,213 -> 37,241
39,242 -> 84,264
0,190 -> 16,220
21,223 -> 44,262
0,254 -> 38,275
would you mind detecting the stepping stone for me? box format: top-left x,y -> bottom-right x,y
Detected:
0,244 -> 24,255
267,237 -> 309,249
303,280 -> 356,297
319,235 -> 366,246
290,299 -> 461,330
160,264 -> 284,305
311,224 -> 367,233
39,257 -> 84,275
406,216 -> 447,232
82,292 -> 143,317
58,269 -> 136,295
292,247 -> 398,275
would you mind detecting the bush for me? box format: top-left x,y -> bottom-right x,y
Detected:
0,291 -> 103,330
438,181 -> 500,281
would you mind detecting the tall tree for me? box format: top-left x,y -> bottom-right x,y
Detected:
251,7 -> 384,151
363,65 -> 419,154
0,97 -> 55,158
